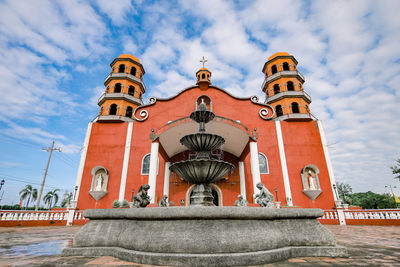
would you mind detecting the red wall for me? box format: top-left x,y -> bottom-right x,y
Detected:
77,86 -> 335,209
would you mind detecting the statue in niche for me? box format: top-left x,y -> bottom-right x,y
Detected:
255,182 -> 275,208
234,195 -> 248,207
307,170 -> 318,190
158,195 -> 169,207
95,174 -> 103,191
132,184 -> 151,208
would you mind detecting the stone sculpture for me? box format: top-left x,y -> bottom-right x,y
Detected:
132,184 -> 150,208
255,182 -> 275,208
234,195 -> 248,207
158,195 -> 169,207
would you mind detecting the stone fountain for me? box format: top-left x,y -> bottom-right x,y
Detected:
63,104 -> 347,266
169,101 -> 234,206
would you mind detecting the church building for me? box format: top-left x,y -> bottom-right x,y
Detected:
72,52 -> 339,210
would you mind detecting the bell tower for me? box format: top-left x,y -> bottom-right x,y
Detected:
97,54 -> 146,122
262,52 -> 312,120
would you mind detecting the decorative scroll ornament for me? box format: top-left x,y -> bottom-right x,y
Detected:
250,95 -> 275,120
133,97 -> 157,122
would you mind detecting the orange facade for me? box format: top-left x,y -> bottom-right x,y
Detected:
74,53 -> 338,210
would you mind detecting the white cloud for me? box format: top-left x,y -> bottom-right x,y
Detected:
95,0 -> 134,26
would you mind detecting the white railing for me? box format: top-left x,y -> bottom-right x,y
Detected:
320,210 -> 339,220
320,209 -> 400,225
0,210 -> 69,221
343,209 -> 400,220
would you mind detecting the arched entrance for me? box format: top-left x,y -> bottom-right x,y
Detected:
186,183 -> 223,206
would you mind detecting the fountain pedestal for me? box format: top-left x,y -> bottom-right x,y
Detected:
190,184 -> 214,206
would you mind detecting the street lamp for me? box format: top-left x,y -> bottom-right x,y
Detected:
0,179 -> 5,192
332,184 -> 339,200
131,189 -> 135,202
385,185 -> 398,207
274,188 -> 278,201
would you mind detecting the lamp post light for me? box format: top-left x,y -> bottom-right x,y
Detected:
131,189 -> 135,202
385,185 -> 398,207
274,188 -> 278,201
332,184 -> 339,200
0,179 -> 4,192
73,186 -> 78,200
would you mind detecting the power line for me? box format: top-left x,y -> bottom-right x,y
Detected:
0,173 -> 68,189
0,175 -> 69,191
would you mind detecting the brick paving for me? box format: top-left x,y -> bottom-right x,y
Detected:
0,225 -> 399,266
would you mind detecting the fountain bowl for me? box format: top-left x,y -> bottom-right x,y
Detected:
180,133 -> 225,152
63,207 -> 347,266
190,110 -> 215,124
169,159 -> 234,184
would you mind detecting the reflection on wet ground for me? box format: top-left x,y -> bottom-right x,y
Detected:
0,240 -> 69,258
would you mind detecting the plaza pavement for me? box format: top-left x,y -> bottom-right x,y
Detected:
0,225 -> 399,266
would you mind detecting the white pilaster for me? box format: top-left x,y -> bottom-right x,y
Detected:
148,142 -> 159,203
163,162 -> 171,197
249,142 -> 261,200
73,122 -> 92,203
317,120 -> 339,201
275,121 -> 293,206
118,122 -> 133,201
238,161 -> 247,200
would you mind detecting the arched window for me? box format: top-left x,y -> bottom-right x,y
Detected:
114,83 -> 121,93
273,84 -> 280,95
130,67 -> 136,76
276,105 -> 283,117
202,73 -> 205,79
141,154 -> 159,175
128,85 -> 135,96
258,153 -> 269,174
291,102 -> 299,113
118,64 -> 125,73
109,104 -> 117,115
287,81 -> 294,91
126,106 -> 133,118
282,62 -> 289,71
141,154 -> 150,174
271,65 -> 278,74
196,95 -> 212,111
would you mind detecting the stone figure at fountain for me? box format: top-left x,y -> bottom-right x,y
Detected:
169,100 -> 234,206
158,195 -> 169,207
234,195 -> 248,207
132,184 -> 150,208
255,182 -> 275,208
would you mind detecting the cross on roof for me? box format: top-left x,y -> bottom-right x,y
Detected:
200,56 -> 207,68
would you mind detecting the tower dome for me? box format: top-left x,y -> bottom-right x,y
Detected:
97,54 -> 146,122
196,57 -> 211,89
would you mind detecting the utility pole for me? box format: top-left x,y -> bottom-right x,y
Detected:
35,141 -> 61,210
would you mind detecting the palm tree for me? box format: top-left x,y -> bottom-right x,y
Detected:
19,185 -> 38,209
60,191 -> 72,207
43,189 -> 59,209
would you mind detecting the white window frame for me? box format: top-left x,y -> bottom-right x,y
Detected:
258,152 -> 269,174
141,153 -> 159,175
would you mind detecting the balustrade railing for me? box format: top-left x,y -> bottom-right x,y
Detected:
0,210 -> 69,221
319,209 -> 400,225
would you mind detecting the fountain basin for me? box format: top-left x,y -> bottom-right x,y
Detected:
180,133 -> 225,152
169,159 -> 234,184
63,207 -> 347,266
190,109 -> 215,124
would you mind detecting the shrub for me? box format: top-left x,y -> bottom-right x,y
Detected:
112,200 -> 120,208
121,199 -> 129,208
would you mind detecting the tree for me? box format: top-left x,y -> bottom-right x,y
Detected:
60,191 -> 72,208
391,158 -> 400,181
349,191 -> 396,209
43,189 -> 59,209
19,185 -> 38,209
336,182 -> 352,204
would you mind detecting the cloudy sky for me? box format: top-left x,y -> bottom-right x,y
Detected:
0,0 -> 399,205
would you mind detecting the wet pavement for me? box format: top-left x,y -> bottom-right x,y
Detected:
0,225 -> 399,266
